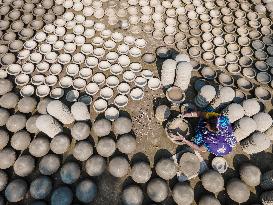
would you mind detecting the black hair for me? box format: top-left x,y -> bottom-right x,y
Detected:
206,116 -> 218,132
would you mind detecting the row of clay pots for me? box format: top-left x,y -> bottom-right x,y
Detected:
198,63 -> 272,101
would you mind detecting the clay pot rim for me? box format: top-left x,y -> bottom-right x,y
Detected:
166,86 -> 186,104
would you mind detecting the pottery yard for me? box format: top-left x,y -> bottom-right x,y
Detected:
0,0 -> 273,204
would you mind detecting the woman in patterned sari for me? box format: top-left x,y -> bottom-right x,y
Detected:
170,111 -> 237,156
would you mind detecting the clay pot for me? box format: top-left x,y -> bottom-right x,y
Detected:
237,78 -> 254,91
7,64 -> 21,75
105,106 -> 119,121
225,34 -> 236,44
255,61 -> 268,72
59,76 -> 73,88
134,77 -> 147,88
223,16 -> 234,24
249,30 -> 262,40
238,36 -> 250,46
257,72 -> 271,84
255,50 -> 268,61
188,47 -> 201,58
218,73 -> 234,86
261,26 -> 272,35
46,35 -> 58,44
15,74 -> 30,86
202,32 -> 213,42
114,95 -> 128,108
79,68 -> 92,79
36,85 -> 50,97
50,88 -> 64,99
201,67 -> 217,80
166,86 -> 185,105
241,47 -> 254,57
237,27 -> 249,36
239,56 -> 253,67
202,52 -> 215,62
179,152 -> 200,177
226,179 -> 250,203
130,88 -> 144,100
98,61 -> 111,71
49,64 -> 62,75
73,78 -> 86,90
31,75 -> 45,85
58,54 -> 72,65
123,71 -> 136,82
148,78 -> 161,90
20,85 -> 34,97
242,67 -> 256,79
224,25 -> 236,33
66,90 -> 79,102
92,73 -> 105,85
227,64 -> 241,74
93,99 -> 107,113
100,87 -> 113,100
45,75 -> 58,87
202,42 -> 214,52
255,87 -> 272,101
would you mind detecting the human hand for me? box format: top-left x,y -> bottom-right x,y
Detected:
182,112 -> 193,118
170,134 -> 185,142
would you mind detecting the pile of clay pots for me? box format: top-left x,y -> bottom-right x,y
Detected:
0,79 -> 140,204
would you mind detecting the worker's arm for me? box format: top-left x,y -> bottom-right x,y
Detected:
170,134 -> 207,153
182,138 -> 207,153
183,111 -> 204,118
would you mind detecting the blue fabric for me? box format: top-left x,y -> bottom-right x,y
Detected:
194,113 -> 237,156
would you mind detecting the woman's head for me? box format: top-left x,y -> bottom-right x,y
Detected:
206,116 -> 219,132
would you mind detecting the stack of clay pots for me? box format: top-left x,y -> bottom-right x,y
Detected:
3,3 -> 164,114
160,52 -> 193,91
239,163 -> 261,187
226,179 -> 250,204
194,85 -> 216,108
233,117 -> 257,142
240,132 -> 271,154
222,103 -> 245,123
174,61 -> 193,91
201,170 -> 225,194
261,170 -> 273,190
209,86 -> 235,111
161,59 -> 177,88
260,190 -> 273,205
252,112 -> 273,133
242,98 -> 261,117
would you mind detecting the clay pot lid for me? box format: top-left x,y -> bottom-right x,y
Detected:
212,157 -> 228,173
165,117 -> 190,145
166,86 -> 185,104
179,152 -> 200,177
